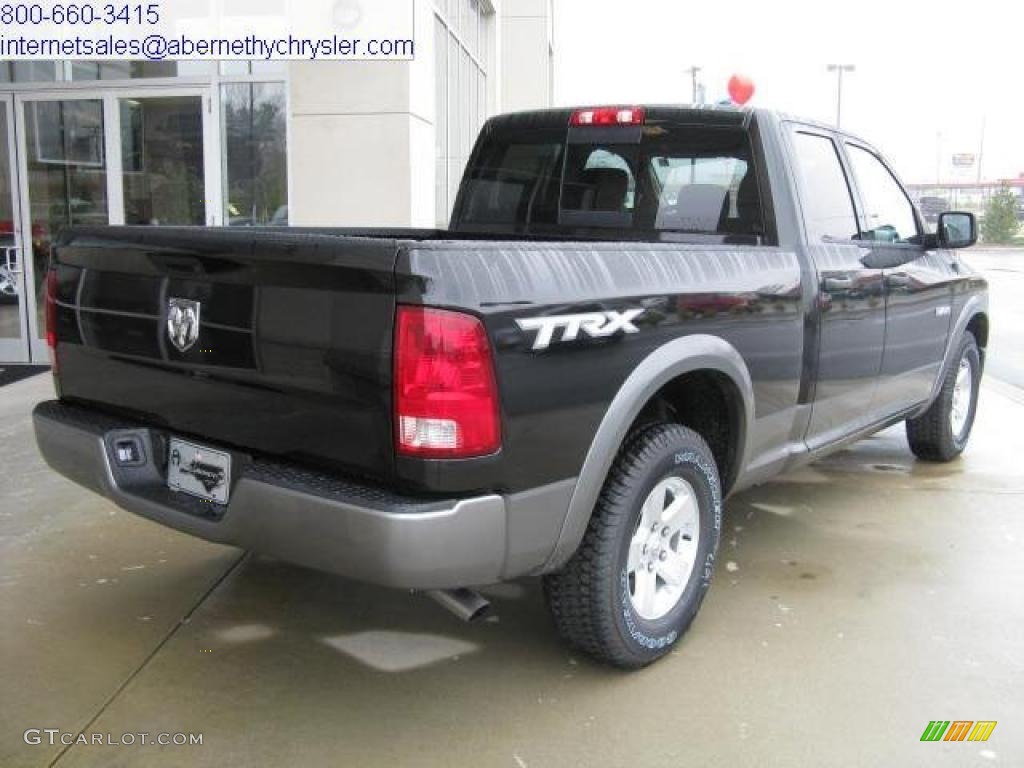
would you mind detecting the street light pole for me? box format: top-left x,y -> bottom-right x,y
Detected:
826,64 -> 855,127
977,116 -> 986,184
685,66 -> 702,104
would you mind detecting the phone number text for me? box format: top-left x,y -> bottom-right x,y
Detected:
0,3 -> 160,26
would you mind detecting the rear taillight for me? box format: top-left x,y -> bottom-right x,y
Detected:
45,268 -> 58,373
394,306 -> 500,458
570,106 -> 645,127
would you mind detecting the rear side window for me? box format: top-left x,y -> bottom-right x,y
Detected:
791,131 -> 860,243
454,121 -> 764,240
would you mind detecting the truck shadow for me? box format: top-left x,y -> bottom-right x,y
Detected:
120,423 -> 973,715
180,437 -> 920,680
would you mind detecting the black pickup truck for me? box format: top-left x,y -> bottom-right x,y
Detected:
33,106 -> 988,668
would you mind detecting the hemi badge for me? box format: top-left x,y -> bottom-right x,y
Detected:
935,306 -> 951,318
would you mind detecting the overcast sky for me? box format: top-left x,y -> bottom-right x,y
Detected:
553,0 -> 1021,185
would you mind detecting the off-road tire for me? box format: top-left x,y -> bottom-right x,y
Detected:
906,332 -> 981,462
543,423 -> 722,668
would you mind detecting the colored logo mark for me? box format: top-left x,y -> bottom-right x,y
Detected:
920,721 -> 997,742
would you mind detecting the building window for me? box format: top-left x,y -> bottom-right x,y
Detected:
0,60 -> 212,81
120,95 -> 206,226
219,61 -> 288,77
0,61 -> 59,82
221,82 -> 289,226
434,0 -> 489,227
70,61 -> 212,80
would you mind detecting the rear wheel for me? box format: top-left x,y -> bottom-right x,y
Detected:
906,332 -> 981,462
543,424 -> 722,668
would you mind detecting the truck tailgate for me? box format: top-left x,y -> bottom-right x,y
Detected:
51,227 -> 399,481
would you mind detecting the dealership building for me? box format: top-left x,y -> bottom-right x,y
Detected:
0,0 -> 555,365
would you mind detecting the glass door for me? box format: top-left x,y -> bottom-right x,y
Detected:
0,96 -> 30,363
13,88 -> 215,362
16,94 -> 109,361
115,92 -> 212,226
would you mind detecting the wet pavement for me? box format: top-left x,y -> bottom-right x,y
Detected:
963,249 -> 1024,390
2,373 -> 1022,767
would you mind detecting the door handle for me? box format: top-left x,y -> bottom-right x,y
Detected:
822,276 -> 853,292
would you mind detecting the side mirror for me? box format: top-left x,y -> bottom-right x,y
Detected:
937,211 -> 977,249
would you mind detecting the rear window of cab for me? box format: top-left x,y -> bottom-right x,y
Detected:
453,120 -> 764,242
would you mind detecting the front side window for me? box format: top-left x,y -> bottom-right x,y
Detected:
846,144 -> 919,244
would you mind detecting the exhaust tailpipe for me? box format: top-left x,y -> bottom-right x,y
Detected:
425,588 -> 492,622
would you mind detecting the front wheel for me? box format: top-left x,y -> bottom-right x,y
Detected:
543,424 -> 722,668
906,332 -> 981,462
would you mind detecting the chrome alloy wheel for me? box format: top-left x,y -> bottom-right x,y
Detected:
627,476 -> 700,621
950,356 -> 973,439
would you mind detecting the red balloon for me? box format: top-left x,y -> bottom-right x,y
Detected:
728,74 -> 755,105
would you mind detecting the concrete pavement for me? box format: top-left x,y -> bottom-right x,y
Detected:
1,373 -> 1022,767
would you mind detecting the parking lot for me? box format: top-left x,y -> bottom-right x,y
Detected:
2,252 -> 1023,768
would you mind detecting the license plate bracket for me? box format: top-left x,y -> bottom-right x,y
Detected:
167,438 -> 231,505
